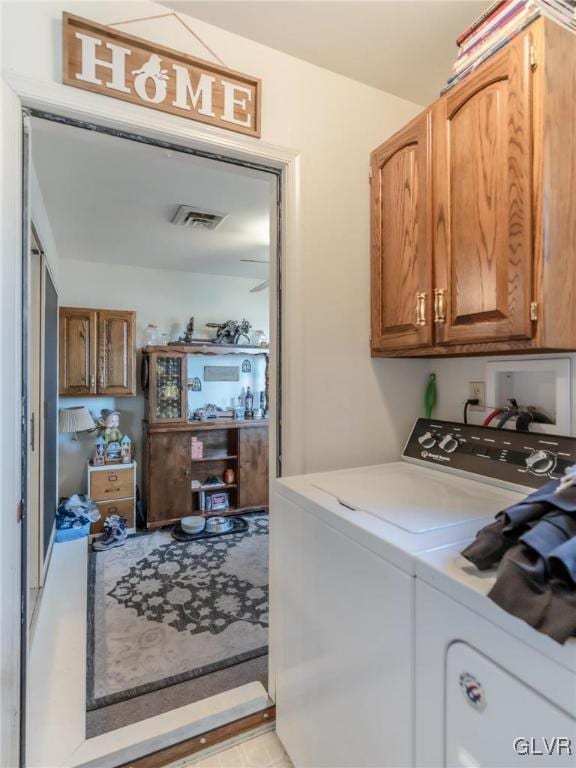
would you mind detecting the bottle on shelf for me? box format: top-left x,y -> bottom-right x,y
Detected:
245,386 -> 254,419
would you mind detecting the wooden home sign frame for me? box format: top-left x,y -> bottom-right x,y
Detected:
62,13 -> 261,138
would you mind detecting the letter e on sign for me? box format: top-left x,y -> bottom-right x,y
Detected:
62,13 -> 261,137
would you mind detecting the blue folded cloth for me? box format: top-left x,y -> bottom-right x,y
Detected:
56,494 -> 100,529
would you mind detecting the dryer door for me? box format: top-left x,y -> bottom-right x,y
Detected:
446,642 -> 576,767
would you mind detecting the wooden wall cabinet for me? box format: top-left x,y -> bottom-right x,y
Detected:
59,307 -> 135,395
371,18 -> 576,357
370,111 -> 433,351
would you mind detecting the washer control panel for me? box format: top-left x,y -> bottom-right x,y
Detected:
404,418 -> 576,488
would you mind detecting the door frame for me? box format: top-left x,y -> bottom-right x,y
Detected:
1,71 -> 303,768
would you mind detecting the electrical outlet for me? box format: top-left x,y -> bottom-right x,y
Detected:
469,381 -> 485,411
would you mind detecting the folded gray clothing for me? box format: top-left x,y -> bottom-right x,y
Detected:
461,478 -> 576,644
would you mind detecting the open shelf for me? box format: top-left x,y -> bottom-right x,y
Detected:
192,483 -> 237,493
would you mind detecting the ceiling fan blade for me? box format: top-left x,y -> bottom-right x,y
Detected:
250,279 -> 270,293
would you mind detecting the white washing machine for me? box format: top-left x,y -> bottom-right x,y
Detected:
271,418 -> 556,768
416,534 -> 576,767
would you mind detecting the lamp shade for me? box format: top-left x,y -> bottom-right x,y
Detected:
58,406 -> 96,434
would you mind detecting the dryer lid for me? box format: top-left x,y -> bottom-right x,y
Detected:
313,463 -> 522,534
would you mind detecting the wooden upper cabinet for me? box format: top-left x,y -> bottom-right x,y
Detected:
59,308 -> 97,395
97,310 -> 136,395
433,34 -> 533,346
370,111 -> 433,352
59,307 -> 136,396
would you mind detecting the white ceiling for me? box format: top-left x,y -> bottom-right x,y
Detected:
30,117 -> 272,279
161,1 -> 487,104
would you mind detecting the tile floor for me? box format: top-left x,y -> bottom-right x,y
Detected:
186,731 -> 292,768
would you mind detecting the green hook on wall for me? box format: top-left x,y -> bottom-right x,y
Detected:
424,372 -> 437,419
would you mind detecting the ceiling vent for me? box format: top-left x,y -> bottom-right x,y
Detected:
171,205 -> 227,230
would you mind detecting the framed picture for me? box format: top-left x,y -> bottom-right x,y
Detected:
189,376 -> 202,392
242,359 -> 252,373
210,492 -> 229,511
204,365 -> 240,382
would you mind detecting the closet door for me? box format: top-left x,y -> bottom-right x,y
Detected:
97,310 -> 136,396
370,111 -> 433,352
433,34 -> 533,346
59,307 -> 97,395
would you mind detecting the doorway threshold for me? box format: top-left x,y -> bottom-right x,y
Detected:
27,537 -> 270,768
71,684 -> 270,768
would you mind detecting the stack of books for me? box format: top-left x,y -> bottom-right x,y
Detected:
445,0 -> 576,91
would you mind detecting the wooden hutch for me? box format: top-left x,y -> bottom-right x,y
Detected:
142,343 -> 269,529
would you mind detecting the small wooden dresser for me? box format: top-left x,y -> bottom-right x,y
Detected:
88,461 -> 137,534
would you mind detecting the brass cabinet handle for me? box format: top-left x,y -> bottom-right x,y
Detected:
434,289 -> 446,323
415,292 -> 427,327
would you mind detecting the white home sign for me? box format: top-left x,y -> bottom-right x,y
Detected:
62,14 -> 261,137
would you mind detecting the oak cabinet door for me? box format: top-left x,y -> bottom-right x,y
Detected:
97,310 -> 136,395
371,111 -> 433,352
59,307 -> 97,395
148,432 -> 192,524
238,426 -> 269,510
433,35 -> 533,345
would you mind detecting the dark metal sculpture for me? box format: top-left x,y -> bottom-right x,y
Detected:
179,317 -> 195,343
207,319 -> 252,345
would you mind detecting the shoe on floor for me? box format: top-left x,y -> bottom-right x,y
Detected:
93,514 -> 128,551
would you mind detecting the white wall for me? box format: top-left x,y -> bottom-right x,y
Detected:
59,258 -> 270,346
57,259 -> 270,497
3,1 -> 428,480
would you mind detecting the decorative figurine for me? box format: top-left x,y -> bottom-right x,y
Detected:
120,435 -> 132,464
206,319 -> 252,345
93,436 -> 106,466
96,409 -> 128,464
97,409 -> 123,444
179,317 -> 195,344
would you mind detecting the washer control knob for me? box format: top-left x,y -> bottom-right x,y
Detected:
418,431 -> 436,449
439,434 -> 459,454
526,450 -> 556,475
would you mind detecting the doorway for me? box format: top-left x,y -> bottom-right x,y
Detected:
22,111 -> 284,767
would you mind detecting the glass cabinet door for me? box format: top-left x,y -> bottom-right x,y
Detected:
150,353 -> 186,422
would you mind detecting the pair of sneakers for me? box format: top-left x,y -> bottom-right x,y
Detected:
93,514 -> 128,551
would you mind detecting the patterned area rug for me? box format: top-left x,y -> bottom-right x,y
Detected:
87,513 -> 268,709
